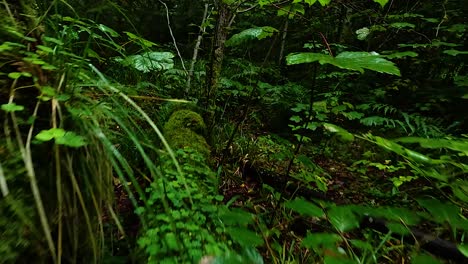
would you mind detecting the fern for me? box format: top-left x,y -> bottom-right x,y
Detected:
358,103 -> 444,137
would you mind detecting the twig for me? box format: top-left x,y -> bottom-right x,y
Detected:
187,4 -> 210,94
158,0 -> 187,74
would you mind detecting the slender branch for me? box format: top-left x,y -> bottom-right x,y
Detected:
278,18 -> 289,64
158,0 -> 187,74
187,3 -> 210,95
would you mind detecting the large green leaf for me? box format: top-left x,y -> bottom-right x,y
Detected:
411,253 -> 442,264
286,52 -> 401,76
395,137 -> 468,155
226,227 -> 264,247
285,198 -> 324,217
115,51 -> 174,72
364,135 -> 442,166
417,199 -> 468,230
327,206 -> 359,232
226,26 -> 278,47
353,206 -> 421,225
219,208 -> 254,226
301,232 -> 342,249
323,123 -> 354,142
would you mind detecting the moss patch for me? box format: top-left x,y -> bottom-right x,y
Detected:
163,110 -> 210,158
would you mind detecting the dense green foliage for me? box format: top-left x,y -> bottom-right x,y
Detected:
1,0 -> 467,263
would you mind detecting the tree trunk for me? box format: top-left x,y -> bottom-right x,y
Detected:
204,2 -> 231,109
186,4 -> 209,96
278,19 -> 289,65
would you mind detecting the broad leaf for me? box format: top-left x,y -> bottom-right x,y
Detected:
36,128 -> 66,141
356,27 -> 370,40
55,132 -> 87,147
327,206 -> 359,232
443,49 -> 468,56
373,0 -> 389,7
219,208 -> 254,226
124,31 -> 158,48
35,129 -> 87,147
226,27 -> 278,47
226,227 -> 264,247
417,198 -> 467,229
317,0 -> 331,6
98,24 -> 120,37
390,22 -> 416,29
302,232 -> 342,249
285,198 -> 324,217
1,103 -> 24,112
395,137 -> 468,155
385,51 -> 418,59
458,244 -> 468,258
115,51 -> 174,72
286,52 -> 401,76
411,253 -> 442,264
323,123 -> 354,142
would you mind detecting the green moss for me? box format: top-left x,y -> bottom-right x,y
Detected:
164,110 -> 206,136
163,110 -> 210,158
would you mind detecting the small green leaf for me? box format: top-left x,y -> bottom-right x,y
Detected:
40,86 -> 56,96
285,198 -> 324,217
0,42 -> 14,52
124,31 -> 158,48
226,26 -> 278,47
35,128 -> 66,141
317,0 -> 331,6
8,72 -> 22,79
385,51 -> 418,59
41,64 -> 58,70
56,94 -> 71,101
373,0 -> 389,8
290,115 -> 302,123
356,27 -> 370,40
56,132 -> 87,147
1,103 -> 24,112
43,36 -> 64,45
303,0 -> 318,5
390,22 -> 416,29
164,233 -> 179,250
36,45 -> 55,53
443,49 -> 468,56
98,24 -> 120,37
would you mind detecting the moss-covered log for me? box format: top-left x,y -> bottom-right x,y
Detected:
163,109 -> 210,159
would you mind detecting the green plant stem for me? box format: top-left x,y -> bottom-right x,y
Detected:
11,99 -> 57,264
